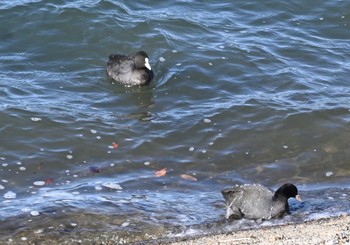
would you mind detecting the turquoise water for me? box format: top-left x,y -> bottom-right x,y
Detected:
1,0 -> 350,243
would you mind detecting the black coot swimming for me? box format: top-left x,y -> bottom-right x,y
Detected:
106,51 -> 153,86
221,183 -> 301,220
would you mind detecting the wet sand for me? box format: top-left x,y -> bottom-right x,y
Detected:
2,215 -> 349,244
170,215 -> 350,245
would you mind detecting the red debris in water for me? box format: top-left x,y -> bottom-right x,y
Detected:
112,142 -> 119,149
44,178 -> 54,185
154,168 -> 167,177
89,166 -> 101,173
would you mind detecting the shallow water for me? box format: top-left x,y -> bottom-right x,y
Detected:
1,0 -> 350,243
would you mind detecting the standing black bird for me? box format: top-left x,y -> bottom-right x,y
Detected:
221,183 -> 301,220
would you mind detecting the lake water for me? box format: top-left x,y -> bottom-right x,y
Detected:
1,0 -> 350,243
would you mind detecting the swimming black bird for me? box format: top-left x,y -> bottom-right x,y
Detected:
107,51 -> 153,86
221,183 -> 301,220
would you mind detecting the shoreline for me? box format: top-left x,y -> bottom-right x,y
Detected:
168,215 -> 350,245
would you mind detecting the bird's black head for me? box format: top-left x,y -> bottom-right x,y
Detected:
274,183 -> 301,201
134,51 -> 152,70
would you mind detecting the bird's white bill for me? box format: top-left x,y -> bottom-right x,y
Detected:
145,58 -> 152,70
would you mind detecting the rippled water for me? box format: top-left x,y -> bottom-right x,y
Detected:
1,0 -> 350,243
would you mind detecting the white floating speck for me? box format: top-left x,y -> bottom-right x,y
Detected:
31,117 -> 42,122
96,136 -> 101,140
90,129 -> 97,134
189,147 -> 194,152
325,171 -> 333,177
0,185 -> 4,190
2,180 -> 8,183
33,181 -> 45,186
159,57 -> 166,62
203,118 -> 211,123
2,163 -> 8,167
4,191 -> 16,199
320,17 -> 324,20
176,63 -> 182,66
209,142 -> 214,145
208,62 -> 213,66
30,211 -> 40,216
95,186 -> 102,191
172,50 -> 178,53
19,167 -> 26,171
144,161 -> 150,166
72,191 -> 80,195
16,162 -> 22,165
219,45 -> 225,49
283,145 -> 288,149
202,150 -> 207,153
66,155 -> 73,160
21,237 -> 27,241
70,223 -> 78,227
110,163 -> 115,167
102,182 -> 123,190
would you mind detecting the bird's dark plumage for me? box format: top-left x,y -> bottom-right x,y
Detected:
107,51 -> 153,86
221,183 -> 301,220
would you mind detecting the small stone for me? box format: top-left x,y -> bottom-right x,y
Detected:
121,222 -> 129,227
30,211 -> 40,216
325,171 -> 333,177
203,118 -> 211,123
31,117 -> 42,122
34,229 -> 44,234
